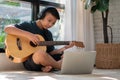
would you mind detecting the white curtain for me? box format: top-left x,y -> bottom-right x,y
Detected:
64,0 -> 95,51
64,0 -> 72,41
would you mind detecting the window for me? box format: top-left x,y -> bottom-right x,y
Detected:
43,0 -> 65,4
0,0 -> 31,52
0,0 -> 65,52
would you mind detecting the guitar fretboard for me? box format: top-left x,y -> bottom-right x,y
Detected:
39,41 -> 70,46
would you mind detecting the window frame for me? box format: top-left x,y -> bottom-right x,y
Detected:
20,0 -> 65,20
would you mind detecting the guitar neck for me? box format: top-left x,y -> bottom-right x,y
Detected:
39,41 -> 70,46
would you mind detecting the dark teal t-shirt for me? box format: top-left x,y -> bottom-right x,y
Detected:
15,21 -> 55,53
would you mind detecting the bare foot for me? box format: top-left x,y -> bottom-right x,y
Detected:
41,66 -> 52,72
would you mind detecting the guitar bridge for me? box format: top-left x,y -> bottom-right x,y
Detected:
9,55 -> 14,61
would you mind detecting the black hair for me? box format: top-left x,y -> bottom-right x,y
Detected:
38,6 -> 60,20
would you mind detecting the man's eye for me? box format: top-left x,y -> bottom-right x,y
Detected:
48,20 -> 51,22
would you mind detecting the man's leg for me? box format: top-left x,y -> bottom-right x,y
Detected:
42,59 -> 62,72
32,49 -> 62,71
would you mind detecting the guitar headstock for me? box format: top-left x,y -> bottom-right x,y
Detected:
72,41 -> 85,48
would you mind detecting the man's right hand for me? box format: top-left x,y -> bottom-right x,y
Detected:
26,33 -> 40,46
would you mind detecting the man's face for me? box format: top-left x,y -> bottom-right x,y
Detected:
41,13 -> 57,29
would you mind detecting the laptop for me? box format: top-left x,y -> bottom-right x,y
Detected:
60,51 -> 96,74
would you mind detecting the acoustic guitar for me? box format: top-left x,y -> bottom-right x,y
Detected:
5,34 -> 84,63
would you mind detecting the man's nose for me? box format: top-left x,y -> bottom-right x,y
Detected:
49,23 -> 53,27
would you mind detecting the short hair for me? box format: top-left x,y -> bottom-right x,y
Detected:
38,6 -> 60,20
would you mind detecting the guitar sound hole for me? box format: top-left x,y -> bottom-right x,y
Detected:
30,41 -> 37,47
17,38 -> 22,50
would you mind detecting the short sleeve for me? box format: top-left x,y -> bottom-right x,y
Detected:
15,21 -> 32,31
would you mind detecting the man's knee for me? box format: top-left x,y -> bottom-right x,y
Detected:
32,50 -> 47,64
34,50 -> 47,58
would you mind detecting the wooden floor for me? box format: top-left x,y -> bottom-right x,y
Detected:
0,53 -> 120,80
0,69 -> 120,80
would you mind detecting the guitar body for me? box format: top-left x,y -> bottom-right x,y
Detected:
5,34 -> 84,63
5,34 -> 46,63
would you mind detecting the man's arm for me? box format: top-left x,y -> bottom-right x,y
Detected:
4,25 -> 40,45
49,42 -> 74,55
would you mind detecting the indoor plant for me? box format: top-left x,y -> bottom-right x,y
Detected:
82,0 -> 120,69
82,0 -> 110,43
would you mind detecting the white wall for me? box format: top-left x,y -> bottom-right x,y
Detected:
93,0 -> 120,43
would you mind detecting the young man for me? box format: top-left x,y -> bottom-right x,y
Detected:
4,7 -> 75,72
